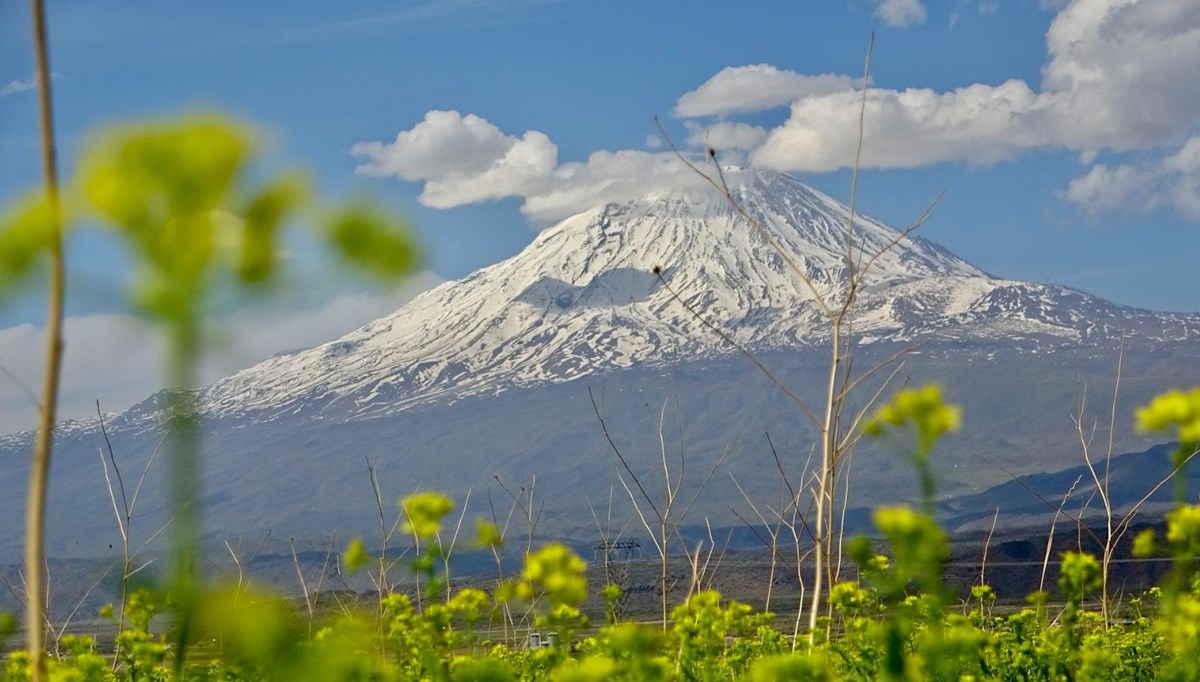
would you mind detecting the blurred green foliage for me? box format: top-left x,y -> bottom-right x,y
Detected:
0,191 -> 61,292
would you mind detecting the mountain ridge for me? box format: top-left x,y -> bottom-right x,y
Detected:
171,168 -> 1196,426
2,167 -> 1197,560
7,167 -> 1193,444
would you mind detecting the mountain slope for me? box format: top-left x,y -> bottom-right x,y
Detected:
195,169 -> 1194,424
2,168 -> 1197,560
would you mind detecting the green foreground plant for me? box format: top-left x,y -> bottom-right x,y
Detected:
1,385 -> 1198,681
3,110 -> 419,675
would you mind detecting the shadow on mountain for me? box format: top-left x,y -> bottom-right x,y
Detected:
515,267 -> 666,310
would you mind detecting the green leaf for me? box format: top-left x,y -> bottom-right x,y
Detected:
401,491 -> 453,539
236,175 -> 306,285
83,117 -> 247,229
343,538 -> 370,573
0,611 -> 16,640
1133,528 -> 1157,558
324,203 -> 419,279
80,117 -> 253,325
476,518 -> 503,549
451,657 -> 516,682
0,190 -> 60,286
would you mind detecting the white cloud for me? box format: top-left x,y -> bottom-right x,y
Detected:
1040,0 -> 1200,151
747,0 -> 1200,184
752,79 -> 1044,171
874,0 -> 928,28
1,77 -> 38,97
354,112 -> 714,223
201,272 -> 443,380
522,149 -> 710,223
745,0 -> 1200,169
674,65 -> 856,118
351,110 -> 558,208
686,122 -> 768,153
979,2 -> 999,15
1,73 -> 58,97
1064,135 -> 1200,220
0,273 -> 442,435
353,0 -> 1200,224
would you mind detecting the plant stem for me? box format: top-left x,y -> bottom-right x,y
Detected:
168,316 -> 201,675
25,1 -> 64,680
809,317 -> 842,645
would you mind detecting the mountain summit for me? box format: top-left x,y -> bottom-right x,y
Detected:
200,168 -> 1181,424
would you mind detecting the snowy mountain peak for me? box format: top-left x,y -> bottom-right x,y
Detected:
488,167 -> 982,320
196,168 -> 1189,422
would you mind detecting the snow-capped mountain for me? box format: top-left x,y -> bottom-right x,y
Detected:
3,168 -> 1198,560
195,168 -> 1193,424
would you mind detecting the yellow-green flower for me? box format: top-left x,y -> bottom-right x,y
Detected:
1167,505 -> 1200,547
873,505 -> 948,591
1059,551 -> 1101,601
401,491 -> 454,539
1136,388 -> 1200,445
476,518 -> 503,549
864,384 -> 960,455
524,544 -> 588,608
343,538 -> 370,573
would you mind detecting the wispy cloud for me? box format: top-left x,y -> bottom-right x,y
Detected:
244,0 -> 560,46
1,77 -> 38,97
873,0 -> 928,28
1,72 -> 59,97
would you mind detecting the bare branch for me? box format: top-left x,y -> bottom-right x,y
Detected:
677,440 -> 736,521
845,32 -> 875,285
613,467 -> 661,557
590,386 -> 664,521
653,272 -> 821,428
1113,446 -> 1200,545
0,363 -> 41,410
838,363 -> 909,453
129,432 -> 168,519
1041,476 -> 1082,593
980,508 -> 1000,587
852,191 -> 944,284
96,401 -> 129,519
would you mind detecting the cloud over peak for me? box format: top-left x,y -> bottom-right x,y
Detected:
751,79 -> 1044,172
352,110 -> 709,223
352,0 -> 1200,225
673,65 -> 856,118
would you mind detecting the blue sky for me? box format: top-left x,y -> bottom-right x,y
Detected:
1,0 -> 1198,432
